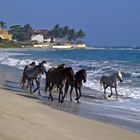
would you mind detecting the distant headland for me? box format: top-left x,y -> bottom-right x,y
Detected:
0,21 -> 87,49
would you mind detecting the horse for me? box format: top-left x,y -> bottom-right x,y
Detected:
63,69 -> 87,103
21,62 -> 46,95
21,62 -> 36,89
45,67 -> 75,102
100,71 -> 123,99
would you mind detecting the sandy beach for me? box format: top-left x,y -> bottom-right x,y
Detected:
0,88 -> 139,140
0,49 -> 140,140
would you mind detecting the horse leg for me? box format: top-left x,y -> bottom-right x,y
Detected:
33,79 -> 41,96
103,84 -> 108,99
21,76 -> 26,90
32,80 -> 34,86
103,85 -> 106,97
33,79 -> 38,93
108,87 -> 113,98
77,87 -> 82,101
20,79 -> 24,90
69,85 -> 73,102
59,86 -> 64,102
49,83 -> 54,101
75,88 -> 79,103
115,87 -> 118,99
64,83 -> 69,96
45,79 -> 49,93
29,79 -> 32,93
37,80 -> 41,96
62,84 -> 69,101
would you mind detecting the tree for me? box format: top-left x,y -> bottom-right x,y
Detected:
9,25 -> 23,41
9,24 -> 33,41
75,29 -> 86,43
0,21 -> 6,29
50,24 -> 64,38
67,28 -> 76,43
62,25 -> 70,39
23,24 -> 33,41
50,24 -> 86,43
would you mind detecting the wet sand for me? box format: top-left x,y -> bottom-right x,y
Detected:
0,63 -> 140,140
0,63 -> 140,133
1,87 -> 140,140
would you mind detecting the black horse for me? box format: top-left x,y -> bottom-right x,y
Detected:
45,67 -> 75,102
21,62 -> 46,95
64,69 -> 87,103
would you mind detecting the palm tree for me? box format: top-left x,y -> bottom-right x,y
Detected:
23,24 -> 33,41
62,25 -> 70,38
67,29 -> 76,43
75,29 -> 86,43
50,24 -> 61,38
0,21 -> 6,29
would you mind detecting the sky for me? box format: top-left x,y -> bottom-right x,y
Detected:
0,0 -> 140,46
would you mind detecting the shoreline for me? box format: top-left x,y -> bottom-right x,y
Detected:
0,64 -> 140,134
0,48 -> 140,135
0,88 -> 140,140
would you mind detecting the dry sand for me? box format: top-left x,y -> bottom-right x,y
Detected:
0,88 -> 139,140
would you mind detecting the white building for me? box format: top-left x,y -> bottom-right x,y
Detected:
31,34 -> 44,43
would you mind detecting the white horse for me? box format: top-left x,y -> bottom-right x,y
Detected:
100,71 -> 123,99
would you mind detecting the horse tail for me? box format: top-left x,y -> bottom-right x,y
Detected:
20,77 -> 25,89
20,78 -> 23,89
45,72 -> 49,92
45,80 -> 48,92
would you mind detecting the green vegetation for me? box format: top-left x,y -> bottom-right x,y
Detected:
9,24 -> 33,42
0,21 -> 86,48
50,24 -> 86,43
0,41 -> 21,48
0,21 -> 6,29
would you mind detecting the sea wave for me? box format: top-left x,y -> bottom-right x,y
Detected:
0,51 -> 140,99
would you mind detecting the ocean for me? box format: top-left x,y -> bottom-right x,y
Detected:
0,47 -> 140,133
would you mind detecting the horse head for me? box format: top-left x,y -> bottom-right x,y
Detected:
81,69 -> 87,83
38,63 -> 46,74
116,71 -> 123,83
76,69 -> 87,83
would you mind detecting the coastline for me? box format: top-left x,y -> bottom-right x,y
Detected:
0,49 -> 140,139
0,65 -> 140,139
0,88 -> 140,140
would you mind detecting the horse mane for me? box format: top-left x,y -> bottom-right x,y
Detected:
76,69 -> 86,76
61,67 -> 73,73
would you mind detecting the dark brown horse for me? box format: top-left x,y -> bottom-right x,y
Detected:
64,69 -> 87,103
45,67 -> 75,102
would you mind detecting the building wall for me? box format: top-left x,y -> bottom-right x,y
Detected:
31,34 -> 44,43
0,30 -> 12,41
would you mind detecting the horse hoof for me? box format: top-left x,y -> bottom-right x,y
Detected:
108,95 -> 112,98
77,100 -> 80,104
59,99 -> 64,103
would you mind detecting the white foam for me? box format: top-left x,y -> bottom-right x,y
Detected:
0,51 -> 140,100
0,52 -> 51,70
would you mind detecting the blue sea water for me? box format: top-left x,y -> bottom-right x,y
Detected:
1,48 -> 139,98
0,47 -> 140,132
